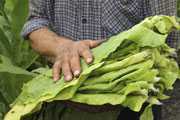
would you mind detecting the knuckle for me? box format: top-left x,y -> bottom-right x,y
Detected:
70,50 -> 78,57
62,55 -> 69,63
71,54 -> 79,61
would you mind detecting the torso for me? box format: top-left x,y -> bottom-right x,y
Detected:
46,0 -> 143,41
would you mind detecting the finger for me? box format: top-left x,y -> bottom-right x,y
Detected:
79,47 -> 93,64
84,40 -> 105,48
89,40 -> 105,48
62,60 -> 73,81
52,60 -> 61,81
70,52 -> 81,77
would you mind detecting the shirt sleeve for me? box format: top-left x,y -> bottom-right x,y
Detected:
21,0 -> 50,39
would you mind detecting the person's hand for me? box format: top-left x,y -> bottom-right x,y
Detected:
52,38 -> 103,81
28,28 -> 104,82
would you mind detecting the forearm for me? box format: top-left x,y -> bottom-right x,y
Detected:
29,28 -> 69,57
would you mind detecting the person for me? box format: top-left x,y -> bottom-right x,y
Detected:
22,0 -> 180,120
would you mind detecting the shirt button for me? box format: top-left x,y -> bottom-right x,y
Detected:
82,18 -> 87,24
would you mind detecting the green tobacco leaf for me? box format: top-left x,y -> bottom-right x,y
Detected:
92,16 -> 179,64
0,0 -> 38,69
4,63 -> 103,120
0,0 -> 5,11
0,15 -> 7,29
0,55 -> 34,106
83,60 -> 153,86
153,49 -> 179,90
0,93 -> 8,120
140,105 -> 153,120
122,95 -> 148,112
15,41 -> 38,69
0,73 -> 33,105
5,0 -> 18,14
73,81 -> 149,107
93,50 -> 150,74
0,28 -> 12,58
71,93 -> 126,105
92,32 -> 128,64
11,0 -> 28,36
0,102 -> 6,120
11,3 -> 38,69
0,62 -> 34,120
0,55 -> 34,75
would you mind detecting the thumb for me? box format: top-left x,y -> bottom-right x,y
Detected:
85,39 -> 106,48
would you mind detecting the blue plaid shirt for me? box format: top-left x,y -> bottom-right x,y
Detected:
22,0 -> 179,49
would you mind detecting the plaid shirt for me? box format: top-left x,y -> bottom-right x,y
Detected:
22,0 -> 179,49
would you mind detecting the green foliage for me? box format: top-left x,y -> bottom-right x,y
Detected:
0,0 -> 38,68
0,55 -> 34,120
0,0 -> 5,12
0,0 -> 38,119
140,105 -> 153,120
4,16 -> 180,120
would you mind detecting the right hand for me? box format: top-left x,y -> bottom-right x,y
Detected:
52,37 -> 103,81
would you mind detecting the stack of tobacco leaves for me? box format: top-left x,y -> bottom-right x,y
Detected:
4,15 -> 180,120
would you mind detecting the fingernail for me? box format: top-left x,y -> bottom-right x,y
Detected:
74,70 -> 80,76
87,58 -> 92,63
65,75 -> 72,81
